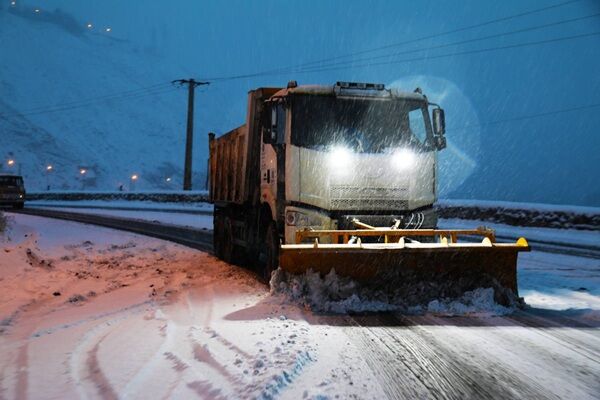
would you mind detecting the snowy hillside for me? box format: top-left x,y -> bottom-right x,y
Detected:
0,4 -> 195,191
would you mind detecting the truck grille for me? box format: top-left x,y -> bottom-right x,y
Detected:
330,185 -> 408,210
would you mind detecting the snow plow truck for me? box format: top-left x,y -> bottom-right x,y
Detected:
208,81 -> 529,303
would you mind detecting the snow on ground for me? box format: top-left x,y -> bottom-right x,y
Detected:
0,213 -> 384,399
1,213 -> 600,399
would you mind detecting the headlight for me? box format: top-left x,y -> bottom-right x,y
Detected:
391,148 -> 415,171
285,210 -> 315,226
329,146 -> 353,173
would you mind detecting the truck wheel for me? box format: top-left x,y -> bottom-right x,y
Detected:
262,222 -> 279,281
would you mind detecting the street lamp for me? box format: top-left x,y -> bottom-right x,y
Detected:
46,165 -> 53,190
166,177 -> 172,182
80,168 -> 87,175
7,159 -> 15,167
130,174 -> 138,191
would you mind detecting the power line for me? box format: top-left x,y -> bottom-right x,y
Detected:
449,103 -> 600,131
2,2 -> 594,119
0,86 -> 177,118
293,12 -> 600,73
266,31 -> 600,77
11,82 -> 170,114
201,0 -> 583,82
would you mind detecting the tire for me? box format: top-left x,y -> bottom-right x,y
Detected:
261,221 -> 280,281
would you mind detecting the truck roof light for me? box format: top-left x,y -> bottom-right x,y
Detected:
335,81 -> 384,90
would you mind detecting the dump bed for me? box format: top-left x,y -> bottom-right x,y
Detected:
209,87 -> 280,205
209,125 -> 248,204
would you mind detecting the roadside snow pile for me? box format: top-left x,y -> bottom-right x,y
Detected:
437,199 -> 600,231
270,268 -> 520,316
427,287 -> 514,316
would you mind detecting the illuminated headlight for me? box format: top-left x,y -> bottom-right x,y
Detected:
391,148 -> 415,171
329,146 -> 353,172
19,194 -> 23,199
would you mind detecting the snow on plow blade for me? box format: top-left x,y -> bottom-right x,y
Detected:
280,228 -> 530,303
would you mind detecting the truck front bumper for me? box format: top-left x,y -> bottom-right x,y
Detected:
284,205 -> 438,244
335,207 -> 438,230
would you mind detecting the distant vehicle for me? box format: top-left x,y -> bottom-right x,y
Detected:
0,174 -> 25,209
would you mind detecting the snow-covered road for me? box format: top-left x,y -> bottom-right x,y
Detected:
1,212 -> 599,399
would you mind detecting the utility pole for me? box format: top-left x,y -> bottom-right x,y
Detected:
172,78 -> 209,190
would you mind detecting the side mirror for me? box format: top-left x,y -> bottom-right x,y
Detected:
433,135 -> 446,150
432,108 -> 445,136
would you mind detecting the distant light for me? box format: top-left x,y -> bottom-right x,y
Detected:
166,177 -> 172,182
80,169 -> 87,175
10,1 -> 16,6
105,27 -> 111,32
34,8 -> 40,13
7,159 -> 15,166
131,174 -> 138,181
86,23 -> 93,29
46,165 -> 53,171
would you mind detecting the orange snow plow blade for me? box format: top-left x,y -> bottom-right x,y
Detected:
279,227 -> 530,301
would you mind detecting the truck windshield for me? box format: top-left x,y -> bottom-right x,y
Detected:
0,176 -> 23,187
291,95 -> 430,153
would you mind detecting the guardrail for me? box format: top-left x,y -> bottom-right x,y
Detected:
26,191 -> 209,203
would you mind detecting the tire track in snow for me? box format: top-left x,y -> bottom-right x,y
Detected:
85,333 -> 118,400
68,304 -> 152,399
347,314 -> 559,399
119,281 -> 219,398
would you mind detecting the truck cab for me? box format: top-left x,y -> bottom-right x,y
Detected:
262,81 -> 446,243
209,81 -> 446,277
0,174 -> 26,209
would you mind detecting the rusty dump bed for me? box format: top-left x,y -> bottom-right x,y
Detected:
279,228 -> 530,304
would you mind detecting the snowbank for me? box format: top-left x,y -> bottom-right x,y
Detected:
270,268 -> 520,316
438,199 -> 600,231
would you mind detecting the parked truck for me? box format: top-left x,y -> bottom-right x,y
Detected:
209,81 -> 528,302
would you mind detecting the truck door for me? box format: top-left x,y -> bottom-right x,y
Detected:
260,103 -> 286,219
